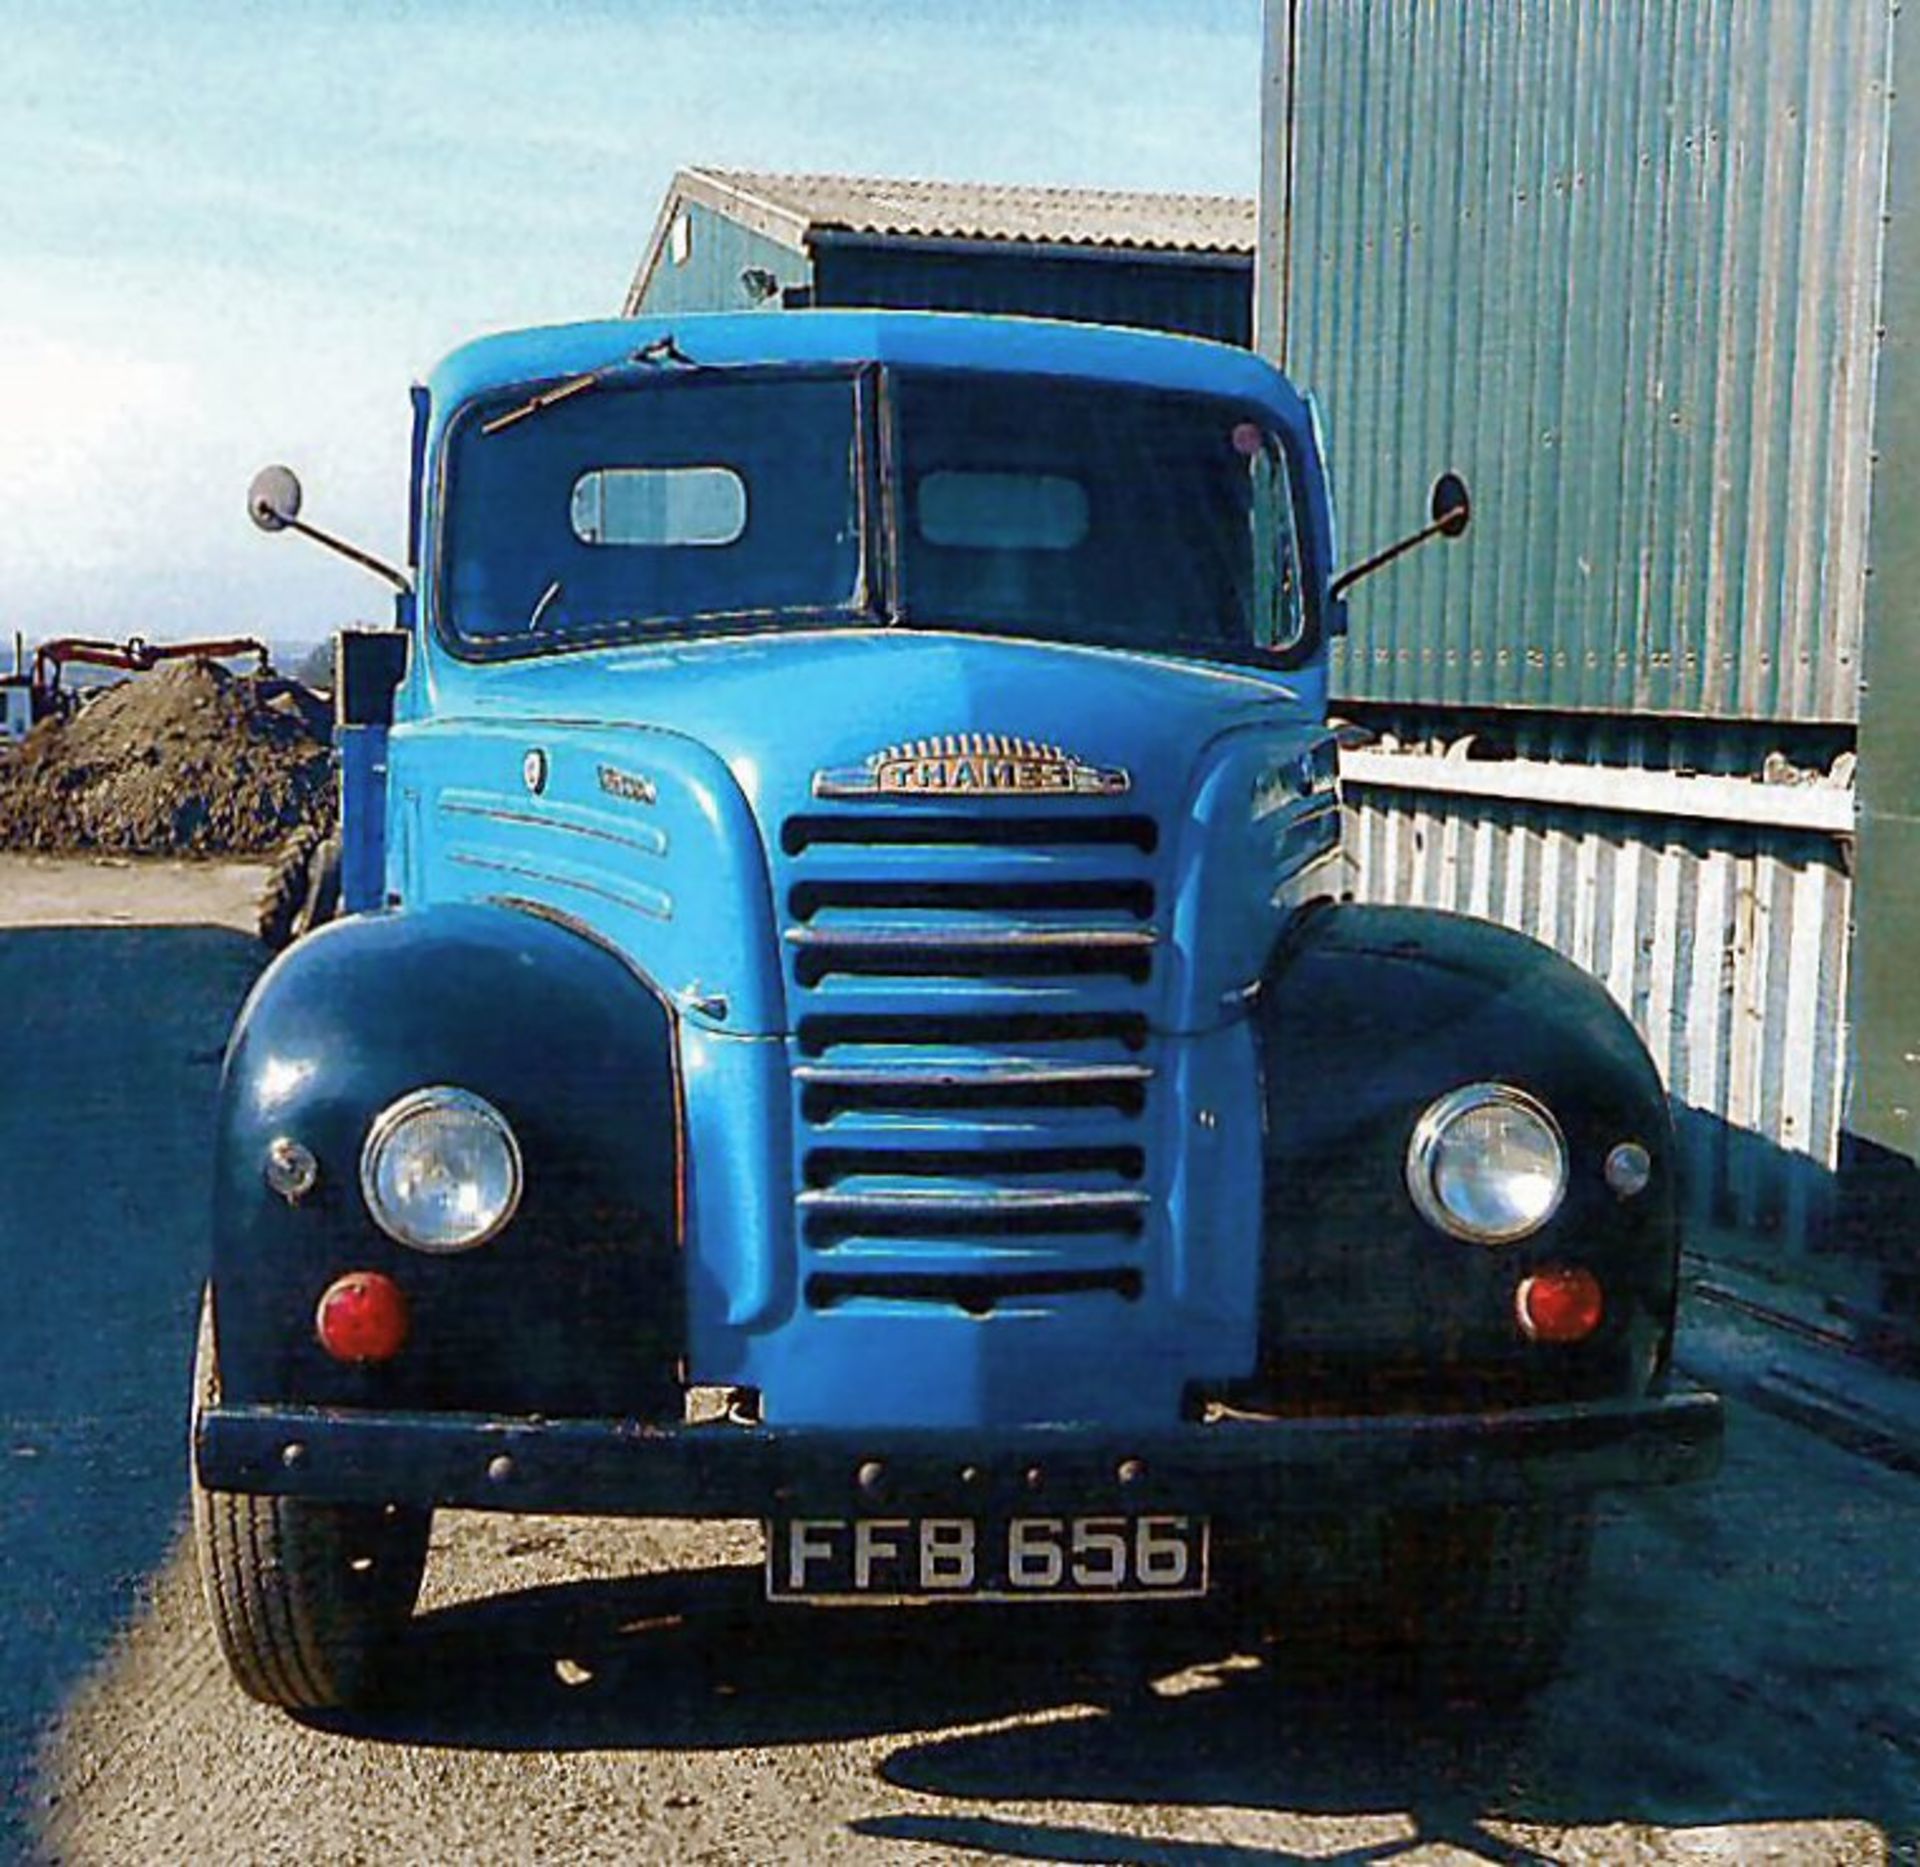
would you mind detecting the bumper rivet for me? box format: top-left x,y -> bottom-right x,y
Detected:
487,1454 -> 515,1485
1024,1464 -> 1045,1492
959,1464 -> 983,1488
1117,1457 -> 1144,1486
281,1442 -> 306,1469
856,1460 -> 885,1494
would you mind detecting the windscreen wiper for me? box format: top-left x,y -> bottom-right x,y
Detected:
480,334 -> 700,437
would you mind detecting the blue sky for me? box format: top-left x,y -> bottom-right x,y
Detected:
1,1 -> 1260,649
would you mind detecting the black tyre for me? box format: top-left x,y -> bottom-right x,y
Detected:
255,825 -> 322,951
1227,1510 -> 1403,1686
190,1292 -> 430,1710
294,832 -> 342,939
1381,1500 -> 1594,1704
1239,1499 -> 1592,1705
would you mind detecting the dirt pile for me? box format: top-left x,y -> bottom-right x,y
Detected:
0,659 -> 334,856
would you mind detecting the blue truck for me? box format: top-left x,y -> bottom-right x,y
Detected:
192,309 -> 1722,1710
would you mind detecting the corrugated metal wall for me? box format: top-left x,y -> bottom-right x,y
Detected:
813,243 -> 1253,346
1343,768 -> 1852,1250
1278,0 -> 1894,721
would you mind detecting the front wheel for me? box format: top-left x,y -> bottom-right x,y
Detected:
254,827 -> 341,951
1382,1500 -> 1594,1704
189,1293 -> 429,1709
1239,1499 -> 1593,1705
255,825 -> 322,950
295,831 -> 342,938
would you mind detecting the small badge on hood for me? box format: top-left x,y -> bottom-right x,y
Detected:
597,763 -> 658,806
814,734 -> 1130,800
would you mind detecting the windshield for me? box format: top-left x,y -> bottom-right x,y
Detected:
436,363 -> 1307,662
442,370 -> 865,647
891,371 -> 1303,657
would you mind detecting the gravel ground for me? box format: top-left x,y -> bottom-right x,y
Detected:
28,1417 -> 1918,1864
8,856 -> 1919,1865
0,853 -> 266,927
0,857 -> 269,1863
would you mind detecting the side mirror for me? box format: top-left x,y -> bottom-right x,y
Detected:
1329,470 -> 1473,603
1430,470 -> 1471,538
245,463 -> 411,595
248,465 -> 304,533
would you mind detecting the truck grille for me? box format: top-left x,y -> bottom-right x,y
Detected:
783,809 -> 1161,1316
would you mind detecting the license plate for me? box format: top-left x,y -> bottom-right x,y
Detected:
765,1513 -> 1210,1602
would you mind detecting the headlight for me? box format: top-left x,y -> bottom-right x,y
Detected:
360,1086 -> 523,1252
1405,1083 -> 1567,1244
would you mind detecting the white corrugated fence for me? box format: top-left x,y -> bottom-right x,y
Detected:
1342,744 -> 1853,1254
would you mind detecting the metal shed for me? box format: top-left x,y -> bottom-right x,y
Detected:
1262,0 -> 1916,1353
624,168 -> 1256,345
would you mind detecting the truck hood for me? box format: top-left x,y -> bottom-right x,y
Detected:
431,628 -> 1314,823
393,625 -> 1334,1432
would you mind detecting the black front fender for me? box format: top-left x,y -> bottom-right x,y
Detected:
212,904 -> 682,1418
1253,904 -> 1678,1406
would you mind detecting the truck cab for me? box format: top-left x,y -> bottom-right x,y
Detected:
194,311 -> 1721,1710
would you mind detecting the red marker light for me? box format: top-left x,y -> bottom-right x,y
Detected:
315,1272 -> 410,1363
1515,1267 -> 1604,1344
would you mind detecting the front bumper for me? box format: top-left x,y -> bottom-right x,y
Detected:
196,1385 -> 1723,1518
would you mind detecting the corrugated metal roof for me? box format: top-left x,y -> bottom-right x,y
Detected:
681,167 -> 1254,255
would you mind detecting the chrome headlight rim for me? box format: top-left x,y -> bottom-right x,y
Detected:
359,1084 -> 524,1254
1405,1081 -> 1568,1246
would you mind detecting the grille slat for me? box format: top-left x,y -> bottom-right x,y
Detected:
797,1011 -> 1149,1056
784,812 -> 1157,854
800,1188 -> 1150,1243
793,1060 -> 1152,1088
806,1268 -> 1143,1315
787,925 -> 1156,988
800,1110 -> 1141,1146
799,1067 -> 1149,1123
803,1144 -> 1145,1186
784,800 -> 1159,1313
791,878 -> 1155,921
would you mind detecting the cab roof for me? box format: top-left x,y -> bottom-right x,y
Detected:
424,309 -> 1305,430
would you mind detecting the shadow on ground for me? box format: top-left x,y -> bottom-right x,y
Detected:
0,924 -> 263,1856
337,1422 -> 1920,1860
